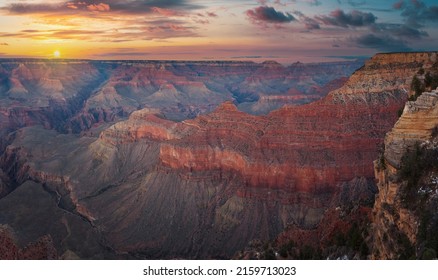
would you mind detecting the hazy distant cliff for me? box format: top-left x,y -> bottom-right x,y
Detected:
0,59 -> 362,137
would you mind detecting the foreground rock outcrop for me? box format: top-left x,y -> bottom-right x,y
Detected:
371,89 -> 438,259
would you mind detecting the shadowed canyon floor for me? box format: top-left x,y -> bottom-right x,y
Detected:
0,53 -> 437,259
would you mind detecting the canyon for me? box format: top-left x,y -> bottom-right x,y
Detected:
0,53 -> 437,259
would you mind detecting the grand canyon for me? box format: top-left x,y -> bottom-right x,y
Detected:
0,52 -> 437,260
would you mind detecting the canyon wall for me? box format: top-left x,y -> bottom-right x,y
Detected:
0,53 -> 437,259
0,59 -> 362,136
371,89 -> 438,259
104,52 -> 436,193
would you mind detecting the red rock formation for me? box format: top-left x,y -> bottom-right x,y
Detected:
371,89 -> 438,259
0,59 -> 361,134
0,226 -> 57,260
105,53 -> 432,194
0,226 -> 19,259
155,53 -> 436,193
1,53 -> 436,259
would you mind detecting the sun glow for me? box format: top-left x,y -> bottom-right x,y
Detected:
53,50 -> 61,58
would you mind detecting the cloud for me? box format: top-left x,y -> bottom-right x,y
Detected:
347,0 -> 366,7
0,1 -> 204,42
4,2 -> 63,14
354,33 -> 411,52
246,6 -> 295,25
193,11 -> 218,24
305,0 -> 321,6
151,7 -> 186,17
398,0 -> 438,28
2,0 -> 202,15
317,9 -> 377,28
274,0 -> 286,6
87,3 -> 111,12
0,17 -> 199,42
336,0 -> 367,6
0,28 -> 108,40
95,51 -> 150,57
293,11 -> 320,30
206,12 -> 217,18
371,23 -> 428,39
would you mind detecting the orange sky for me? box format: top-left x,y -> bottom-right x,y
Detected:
0,1 -> 437,63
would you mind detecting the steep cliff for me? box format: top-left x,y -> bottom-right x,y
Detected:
371,89 -> 438,259
0,58 -> 362,200
149,52 -> 436,192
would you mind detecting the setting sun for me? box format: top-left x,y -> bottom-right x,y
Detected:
53,50 -> 61,58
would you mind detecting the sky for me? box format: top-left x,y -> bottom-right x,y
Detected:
0,0 -> 437,63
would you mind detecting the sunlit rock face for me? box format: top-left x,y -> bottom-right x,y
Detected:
371,90 -> 438,260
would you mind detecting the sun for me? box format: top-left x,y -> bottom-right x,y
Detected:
53,50 -> 61,58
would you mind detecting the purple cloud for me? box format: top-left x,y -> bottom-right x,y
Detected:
2,0 -> 202,15
317,9 -> 377,28
355,33 -> 411,51
246,6 -> 295,24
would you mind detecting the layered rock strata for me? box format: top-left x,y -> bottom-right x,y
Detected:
1,53 -> 437,259
371,89 -> 438,259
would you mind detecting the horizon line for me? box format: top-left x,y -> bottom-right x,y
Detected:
0,56 -> 370,65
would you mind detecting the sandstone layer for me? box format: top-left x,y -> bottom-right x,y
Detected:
371,89 -> 438,259
103,53 -> 436,193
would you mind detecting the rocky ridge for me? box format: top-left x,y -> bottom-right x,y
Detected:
0,59 -> 362,137
371,88 -> 438,259
101,53 -> 436,193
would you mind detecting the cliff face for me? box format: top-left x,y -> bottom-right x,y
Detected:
0,59 -> 361,136
371,89 -> 438,259
109,53 -> 435,193
19,53 -> 435,258
1,53 -> 437,259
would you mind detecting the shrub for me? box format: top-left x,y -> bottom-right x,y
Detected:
397,232 -> 415,260
411,75 -> 425,97
263,248 -> 276,260
399,143 -> 422,190
397,108 -> 404,118
421,248 -> 437,260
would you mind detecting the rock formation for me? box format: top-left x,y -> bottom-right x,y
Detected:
371,89 -> 438,259
0,53 -> 437,259
0,59 -> 362,137
104,53 -> 434,193
0,225 -> 58,260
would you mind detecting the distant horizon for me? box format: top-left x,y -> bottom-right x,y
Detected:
2,50 -> 438,65
0,55 -> 372,65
